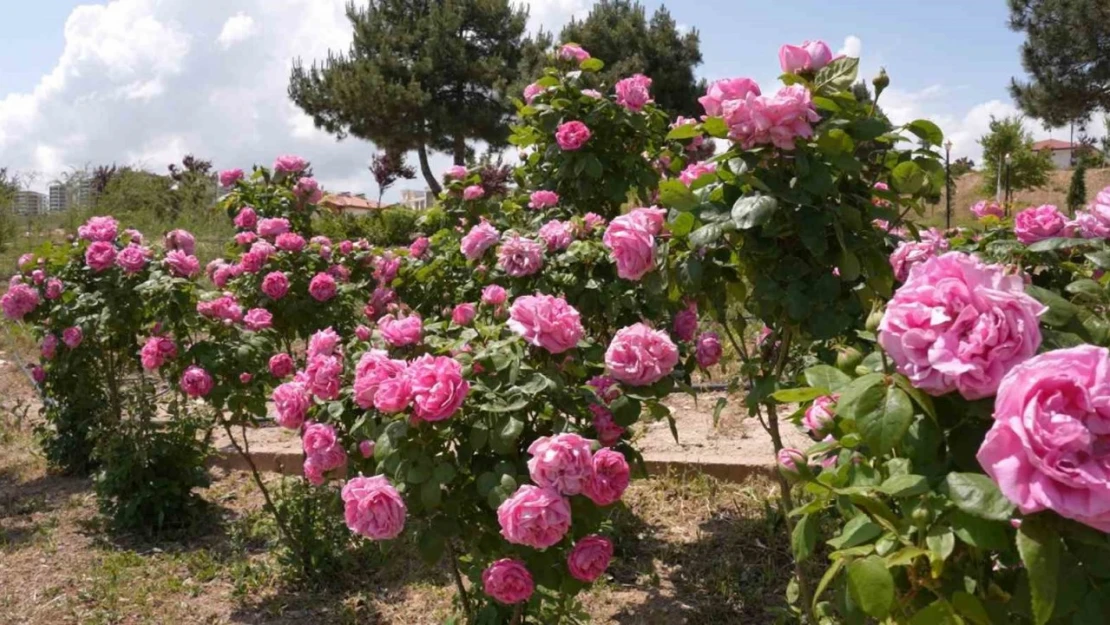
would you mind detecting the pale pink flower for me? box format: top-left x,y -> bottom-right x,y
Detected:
257,217 -> 291,238
497,235 -> 545,277
523,82 -> 543,104
273,154 -> 307,174
452,303 -> 477,326
445,165 -> 469,179
699,78 -> 761,117
615,74 -> 653,112
1014,204 -> 1070,244
679,161 -> 716,186
482,284 -> 508,306
269,353 -> 295,378
461,221 -> 500,260
558,43 -> 590,62
508,294 -> 584,354
605,323 -> 679,386
308,327 -> 341,358
778,448 -> 806,477
567,535 -> 614,582
602,208 -> 666,280
527,433 -> 594,496
85,241 -> 116,272
293,177 -> 323,203
243,308 -> 273,331
803,395 -> 838,436
116,245 -> 149,273
308,272 -> 337,302
779,40 -> 833,73
463,185 -> 485,201
272,381 -> 310,428
378,313 -> 422,347
140,336 -> 177,370
407,354 -> 469,422
353,349 -> 407,410
261,271 -> 289,299
970,200 -> 1004,220
538,220 -> 574,252
483,559 -> 534,605
1,283 -> 40,320
165,250 -> 200,278
583,448 -> 630,506
219,169 -> 244,187
497,485 -> 571,549
78,216 -> 119,242
342,475 -> 407,539
164,229 -> 196,255
529,190 -> 559,210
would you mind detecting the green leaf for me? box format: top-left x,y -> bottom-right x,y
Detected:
1027,237 -> 1087,253
610,395 -> 641,427
950,511 -> 1012,551
838,248 -> 861,282
712,397 -> 727,427
1085,250 -> 1110,269
942,473 -> 1015,521
952,592 -> 992,625
417,530 -> 445,564
856,386 -> 913,455
1018,517 -> 1061,625
792,514 -> 818,562
433,462 -> 456,485
884,546 -> 929,567
659,179 -> 698,211
804,365 -> 852,392
815,56 -> 860,93
891,161 -> 927,194
666,124 -> 699,140
702,116 -> 728,138
909,600 -> 961,625
828,515 -> 882,550
669,211 -> 696,237
772,387 -> 830,403
926,526 -> 956,575
905,119 -> 944,145
812,558 -> 844,611
1025,285 -> 1080,327
489,416 -> 524,454
406,455 -> 433,484
878,474 -> 928,497
846,556 -> 894,619
420,480 -> 442,509
892,374 -> 937,420
689,222 -> 728,247
730,195 -> 778,229
375,419 -> 409,460
579,58 -> 604,72
835,372 -> 885,419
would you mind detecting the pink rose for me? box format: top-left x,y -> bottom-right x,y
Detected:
257,217 -> 291,238
30,365 -> 45,385
463,185 -> 485,201
803,395 -> 838,436
538,220 -> 574,252
679,162 -> 716,186
581,88 -> 602,98
197,295 -> 243,323
590,404 -> 625,446
1,283 -> 40,320
407,354 -> 469,422
558,43 -> 590,62
977,346 -> 1110,531
273,154 -> 307,174
482,284 -> 508,306
523,82 -> 543,104
353,349 -> 408,411
890,235 -> 950,283
115,245 -> 148,274
567,535 -> 614,582
234,232 -> 257,246
1075,211 -> 1110,239
140,336 -> 177,370
302,423 -> 346,479
699,78 -> 761,117
695,332 -> 722,368
445,165 -> 469,179
605,323 -> 679,386
305,354 -> 343,400
342,475 -> 407,540
359,440 -> 375,458
375,375 -> 414,413
583,212 -> 607,232
78,216 -> 119,242
588,375 -> 621,404
583,448 -> 630,506
508,294 -> 584,354
497,235 -> 545,277
779,40 -> 833,73
482,559 -> 534,605
308,328 -> 341,357
374,254 -> 401,284
219,169 -> 244,187
673,301 -> 698,342
338,240 -> 354,255
62,326 -> 83,349
269,353 -> 295,379
164,229 -> 196,255
529,190 -> 559,210
615,74 -> 653,112
272,381 -> 310,428
452,303 -> 476,326
527,433 -> 594,495
355,325 -> 372,341
724,84 -> 820,150
165,250 -> 200,278
85,241 -> 117,272
308,272 -> 338,302
243,308 -> 273,331
555,121 -> 591,151
239,250 -> 266,274
602,207 -> 666,280
239,372 -> 253,384
1014,204 -> 1070,244
378,313 -> 422,347
293,177 -> 323,203
261,271 -> 289,300
970,200 -> 1004,220
41,334 -> 58,360
461,221 -> 500,260
45,278 -> 63,300
778,448 -> 807,477
409,236 -> 429,258
878,252 -> 1046,400
180,365 -> 213,398
276,232 -> 306,253
497,484 -> 571,549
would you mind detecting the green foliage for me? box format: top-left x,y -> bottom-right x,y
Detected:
315,207 -> 422,246
1067,161 -> 1087,213
978,115 -> 1055,196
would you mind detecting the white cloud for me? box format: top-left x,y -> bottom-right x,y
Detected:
522,0 -> 593,33
838,35 -> 861,59
216,13 -> 257,49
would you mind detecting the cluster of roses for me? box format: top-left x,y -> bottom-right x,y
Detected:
1011,192 -> 1110,243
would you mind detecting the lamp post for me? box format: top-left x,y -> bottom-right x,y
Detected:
1004,153 -> 1013,215
944,139 -> 953,230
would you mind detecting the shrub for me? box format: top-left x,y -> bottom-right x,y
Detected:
315,207 -> 422,247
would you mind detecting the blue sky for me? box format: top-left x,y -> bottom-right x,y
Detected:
0,1 -> 1084,199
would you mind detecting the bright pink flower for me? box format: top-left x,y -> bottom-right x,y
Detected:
445,165 -> 469,179
409,237 -> 429,258
85,241 -> 116,272
211,264 -> 238,288
878,252 -> 1046,400
779,40 -> 833,73
30,365 -> 45,384
483,559 -> 534,605
778,448 -> 806,477
62,326 -> 83,349
463,185 -> 485,201
374,254 -> 401,284
588,375 -> 621,404
353,349 -> 408,410
45,278 -> 63,300
305,354 -> 343,400
508,294 -> 584,354
406,354 -> 469,422
238,372 -> 252,384
605,323 -> 679,386
558,43 -> 590,62
567,535 -> 614,582
243,308 -> 273,331
527,433 -> 594,496
180,366 -> 213,398
239,249 -> 266,274
602,208 -> 666,280
293,177 -> 323,203
1,283 -> 40,320
497,485 -> 571,549
275,232 -> 305,253
538,220 -> 574,252
234,231 -> 257,246
482,284 -> 508,306
261,271 -> 289,300
1074,210 -> 1110,239
374,375 -> 414,413
695,332 -> 722,368
272,381 -> 310,428
269,353 -> 295,378
523,82 -> 544,104
977,346 -> 1110,531
1014,204 -> 1070,244
679,162 -> 716,186
342,475 -> 407,540
78,216 -> 119,242
308,272 -> 337,302
590,404 -> 624,446
257,217 -> 291,238
338,240 -> 354,255
164,229 -> 196,255
890,236 -> 950,283
699,78 -> 761,117
461,221 -> 500,260
615,74 -> 653,112
364,287 -> 397,319
583,448 -> 630,506
140,336 -> 177,370
970,200 -> 1004,220
197,295 -> 243,323
803,395 -> 838,436
30,270 -> 43,285
673,301 -> 698,342
497,235 -> 545,277
219,169 -> 244,187
273,154 -> 307,174
582,212 -> 607,232
452,303 -> 477,326
359,440 -> 375,458
556,121 -> 591,151
165,250 -> 200,278
355,325 -> 372,341
302,423 -> 347,485
116,245 -> 149,273
378,313 -> 422,347
529,190 -> 559,210
723,84 -> 821,150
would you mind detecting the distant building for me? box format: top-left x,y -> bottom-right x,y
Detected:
400,189 -> 436,210
1031,139 -> 1104,169
319,193 -> 381,216
48,183 -> 67,212
12,190 -> 45,215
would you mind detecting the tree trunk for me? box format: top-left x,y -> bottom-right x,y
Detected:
452,133 -> 466,167
416,143 -> 442,196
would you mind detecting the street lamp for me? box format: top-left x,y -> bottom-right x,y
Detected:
944,139 -> 953,230
1004,153 -> 1013,215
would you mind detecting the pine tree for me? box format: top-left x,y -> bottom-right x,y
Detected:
1067,161 -> 1087,214
288,0 -> 531,194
